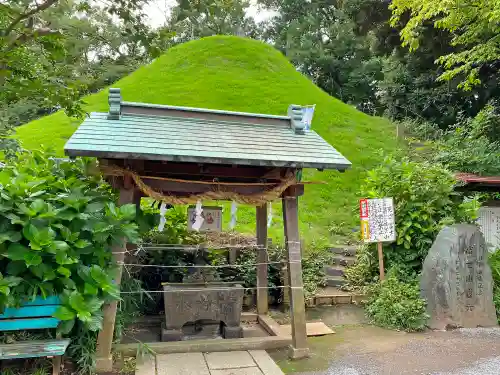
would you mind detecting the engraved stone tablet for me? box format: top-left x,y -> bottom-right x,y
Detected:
421,224 -> 497,330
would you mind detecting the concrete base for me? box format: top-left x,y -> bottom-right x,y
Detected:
288,346 -> 310,360
116,336 -> 291,356
222,325 -> 243,339
95,355 -> 113,373
161,326 -> 183,342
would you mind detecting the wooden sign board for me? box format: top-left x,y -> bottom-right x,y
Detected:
187,206 -> 222,232
360,198 -> 396,243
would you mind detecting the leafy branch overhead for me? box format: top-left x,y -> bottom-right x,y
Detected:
0,151 -> 139,332
390,0 -> 500,90
0,0 -> 160,125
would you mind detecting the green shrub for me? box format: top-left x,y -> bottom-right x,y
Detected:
66,322 -> 98,375
365,268 -> 429,332
400,118 -> 443,141
0,151 -> 139,332
344,244 -> 377,289
434,102 -> 500,175
209,244 -> 331,300
301,247 -> 333,298
489,249 -> 500,323
362,155 -> 479,274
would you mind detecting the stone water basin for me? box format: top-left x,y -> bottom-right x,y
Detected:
162,282 -> 244,341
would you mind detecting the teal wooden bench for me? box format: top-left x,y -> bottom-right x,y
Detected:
0,296 -> 70,375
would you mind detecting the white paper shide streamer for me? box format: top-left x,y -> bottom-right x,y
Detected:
158,202 -> 168,232
192,200 -> 204,231
230,201 -> 238,229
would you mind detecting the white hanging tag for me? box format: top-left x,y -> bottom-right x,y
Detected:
192,200 -> 204,231
230,201 -> 238,229
158,202 -> 168,232
267,203 -> 273,228
303,104 -> 316,132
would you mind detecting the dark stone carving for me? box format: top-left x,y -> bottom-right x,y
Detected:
162,283 -> 244,341
421,224 -> 497,330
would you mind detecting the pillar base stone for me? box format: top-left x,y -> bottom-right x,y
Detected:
95,355 -> 113,373
222,325 -> 244,339
288,346 -> 310,360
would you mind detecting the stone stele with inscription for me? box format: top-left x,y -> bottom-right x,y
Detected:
421,224 -> 497,330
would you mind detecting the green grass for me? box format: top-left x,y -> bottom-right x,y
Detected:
15,36 -> 398,245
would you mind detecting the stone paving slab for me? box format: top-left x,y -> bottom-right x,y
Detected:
157,352 -> 209,375
142,350 -> 284,375
249,350 -> 284,375
135,354 -> 156,375
210,367 -> 264,375
205,351 -> 256,370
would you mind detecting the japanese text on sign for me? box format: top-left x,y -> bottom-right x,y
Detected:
187,206 -> 222,232
360,198 -> 396,243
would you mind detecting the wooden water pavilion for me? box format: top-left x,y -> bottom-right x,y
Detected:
64,88 -> 351,372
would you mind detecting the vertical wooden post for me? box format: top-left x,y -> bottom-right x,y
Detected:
229,237 -> 237,264
95,186 -> 136,373
377,241 -> 385,281
282,194 -> 309,359
282,205 -> 290,311
256,204 -> 268,315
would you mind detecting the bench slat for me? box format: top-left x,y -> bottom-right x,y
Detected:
0,318 -> 59,331
22,296 -> 61,306
0,305 -> 59,320
0,339 -> 70,360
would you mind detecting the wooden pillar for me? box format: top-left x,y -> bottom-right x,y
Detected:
256,204 -> 268,315
95,186 -> 136,373
282,207 -> 290,311
282,193 -> 309,359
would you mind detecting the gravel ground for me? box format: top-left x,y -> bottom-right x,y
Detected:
316,357 -> 500,375
295,327 -> 500,375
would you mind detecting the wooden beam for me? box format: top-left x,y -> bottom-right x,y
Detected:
95,187 -> 137,373
256,204 -> 269,315
115,336 -> 291,356
103,159 -> 284,181
143,179 -> 273,195
282,185 -> 304,197
282,195 -> 309,359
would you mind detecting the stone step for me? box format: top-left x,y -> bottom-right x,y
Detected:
330,245 -> 357,257
312,286 -> 365,306
326,275 -> 347,287
333,254 -> 356,267
324,265 -> 346,277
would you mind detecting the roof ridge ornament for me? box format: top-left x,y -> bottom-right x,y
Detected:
288,104 -> 306,134
108,88 -> 122,120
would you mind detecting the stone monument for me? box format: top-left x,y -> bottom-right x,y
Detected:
421,224 -> 497,330
161,252 -> 244,342
161,282 -> 244,341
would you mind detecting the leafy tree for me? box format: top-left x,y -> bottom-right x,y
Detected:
390,0 -> 500,90
433,102 -> 500,175
169,0 -> 257,42
259,0 -> 383,111
0,0 -> 159,152
377,44 -> 489,127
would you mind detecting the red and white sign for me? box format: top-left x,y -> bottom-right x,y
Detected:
360,198 -> 396,243
360,199 -> 369,219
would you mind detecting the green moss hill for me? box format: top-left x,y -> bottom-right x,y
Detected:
15,36 -> 398,245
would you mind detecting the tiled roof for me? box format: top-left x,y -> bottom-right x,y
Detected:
64,89 -> 351,171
